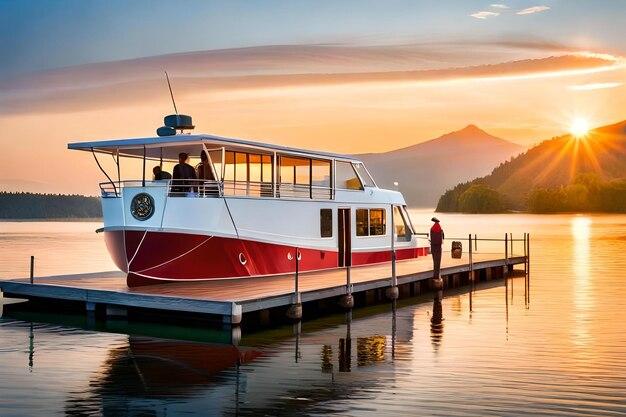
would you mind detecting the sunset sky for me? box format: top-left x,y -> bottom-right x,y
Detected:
1,0 -> 626,194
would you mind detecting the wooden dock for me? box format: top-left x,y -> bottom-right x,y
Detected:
0,250 -> 527,325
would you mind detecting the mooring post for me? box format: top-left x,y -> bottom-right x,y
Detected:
504,233 -> 509,273
523,233 -> 527,305
468,234 -> 473,283
386,204 -> 399,300
526,233 -> 530,304
474,234 -> 477,252
29,256 -> 34,284
287,248 -> 303,320
523,233 -> 528,272
340,265 -> 354,309
509,232 -> 513,256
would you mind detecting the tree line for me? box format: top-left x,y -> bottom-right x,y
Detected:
437,173 -> 626,213
0,192 -> 102,219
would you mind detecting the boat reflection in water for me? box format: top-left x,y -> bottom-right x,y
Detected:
58,302 -> 420,416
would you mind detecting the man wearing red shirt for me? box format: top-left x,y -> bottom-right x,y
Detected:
430,217 -> 444,279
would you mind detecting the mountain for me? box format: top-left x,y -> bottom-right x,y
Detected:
357,125 -> 524,206
436,120 -> 626,213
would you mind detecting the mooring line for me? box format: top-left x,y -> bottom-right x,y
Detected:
133,236 -> 212,273
127,230 -> 148,269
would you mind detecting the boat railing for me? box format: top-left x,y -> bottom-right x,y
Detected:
99,179 -> 334,200
99,180 -> 222,198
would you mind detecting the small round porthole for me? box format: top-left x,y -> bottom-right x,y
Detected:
238,253 -> 247,265
130,193 -> 155,221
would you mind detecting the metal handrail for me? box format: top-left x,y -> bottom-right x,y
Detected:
99,179 -> 335,200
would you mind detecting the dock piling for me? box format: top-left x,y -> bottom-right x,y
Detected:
339,266 -> 354,309
287,248 -> 303,320
387,204 -> 399,300
504,233 -> 509,276
29,256 -> 34,284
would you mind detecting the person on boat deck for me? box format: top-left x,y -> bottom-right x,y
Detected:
152,165 -> 172,181
172,152 -> 197,194
430,217 -> 445,280
196,150 -> 216,181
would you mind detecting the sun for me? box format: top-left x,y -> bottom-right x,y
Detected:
569,118 -> 590,139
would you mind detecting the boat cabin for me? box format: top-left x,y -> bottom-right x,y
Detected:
69,133 -> 376,201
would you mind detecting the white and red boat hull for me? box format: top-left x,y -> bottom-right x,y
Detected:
105,229 -> 428,287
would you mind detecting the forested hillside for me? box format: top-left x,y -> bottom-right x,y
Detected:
437,120 -> 626,213
0,192 -> 101,219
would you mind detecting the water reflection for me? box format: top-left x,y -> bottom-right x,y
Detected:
339,311 -> 352,372
3,214 -> 626,416
63,336 -> 261,416
572,216 -> 593,347
430,291 -> 444,351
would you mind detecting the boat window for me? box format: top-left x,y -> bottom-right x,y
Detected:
208,149 -> 223,180
369,209 -> 386,236
312,159 -> 332,199
401,205 -> 415,234
261,155 -> 272,183
224,151 -> 236,194
320,208 -> 333,237
279,155 -> 309,198
356,209 -> 369,236
234,152 -> 248,195
336,161 -> 363,190
249,154 -> 262,182
352,162 -> 376,187
356,208 -> 386,236
393,206 -> 412,241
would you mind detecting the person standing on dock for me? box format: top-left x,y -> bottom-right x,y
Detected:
430,217 -> 444,279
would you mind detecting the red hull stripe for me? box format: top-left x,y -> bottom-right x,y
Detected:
103,230 -> 427,287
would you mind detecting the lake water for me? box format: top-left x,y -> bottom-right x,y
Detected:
1,211 -> 625,416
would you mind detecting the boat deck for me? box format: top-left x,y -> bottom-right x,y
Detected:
0,252 -> 526,325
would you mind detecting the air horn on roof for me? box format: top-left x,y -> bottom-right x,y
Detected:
157,71 -> 195,137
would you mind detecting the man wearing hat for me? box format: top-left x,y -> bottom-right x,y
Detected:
172,152 -> 197,195
430,217 -> 445,279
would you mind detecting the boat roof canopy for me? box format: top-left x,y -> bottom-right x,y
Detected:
68,133 -> 361,162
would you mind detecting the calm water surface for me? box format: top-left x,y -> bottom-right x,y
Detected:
1,211 -> 625,416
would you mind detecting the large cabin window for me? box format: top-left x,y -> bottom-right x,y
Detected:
312,159 -> 332,199
223,150 -> 273,196
279,155 -> 309,198
336,161 -> 363,190
278,155 -> 332,199
356,208 -> 386,236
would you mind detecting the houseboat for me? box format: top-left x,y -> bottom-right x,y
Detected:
69,118 -> 428,287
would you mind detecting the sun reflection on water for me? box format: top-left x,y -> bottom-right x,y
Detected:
571,216 -> 593,347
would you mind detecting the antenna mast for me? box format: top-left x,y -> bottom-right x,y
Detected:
165,71 -> 179,115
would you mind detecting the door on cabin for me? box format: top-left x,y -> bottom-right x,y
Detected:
338,208 -> 352,267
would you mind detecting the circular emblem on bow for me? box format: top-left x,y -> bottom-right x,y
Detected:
130,193 -> 155,221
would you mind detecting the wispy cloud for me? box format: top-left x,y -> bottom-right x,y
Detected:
2,53 -> 622,115
517,6 -> 550,15
569,82 -> 623,91
490,4 -> 509,9
470,11 -> 500,19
